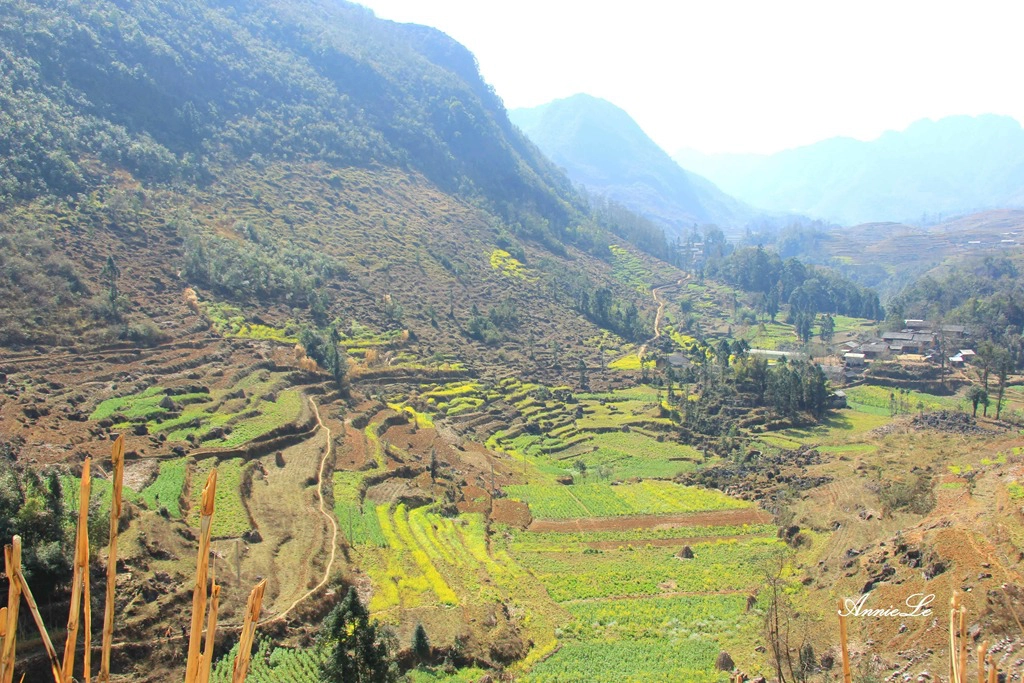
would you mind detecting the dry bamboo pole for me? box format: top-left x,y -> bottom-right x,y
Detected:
99,434 -> 125,683
959,602 -> 968,683
231,579 -> 267,683
198,583 -> 220,683
977,641 -> 988,683
184,469 -> 217,683
0,607 -> 6,637
13,566 -> 63,682
837,599 -> 852,683
197,557 -> 218,683
62,457 -> 91,683
950,595 -> 960,683
83,540 -> 91,683
1,538 -> 23,683
987,653 -> 997,683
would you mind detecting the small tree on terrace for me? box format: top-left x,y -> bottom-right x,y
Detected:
967,386 -> 987,417
819,313 -> 835,344
319,587 -> 398,682
572,459 -> 588,482
412,624 -> 431,664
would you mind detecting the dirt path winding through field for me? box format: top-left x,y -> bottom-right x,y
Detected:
260,398 -> 339,625
637,276 -> 688,361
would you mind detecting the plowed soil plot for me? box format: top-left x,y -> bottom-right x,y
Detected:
528,507 -> 771,533
241,434 -> 331,616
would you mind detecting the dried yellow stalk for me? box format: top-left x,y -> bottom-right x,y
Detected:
62,458 -> 91,683
231,579 -> 267,683
99,434 -> 125,683
184,468 -> 217,683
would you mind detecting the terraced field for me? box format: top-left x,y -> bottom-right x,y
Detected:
501,507 -> 779,681
504,481 -> 749,520
90,369 -> 305,447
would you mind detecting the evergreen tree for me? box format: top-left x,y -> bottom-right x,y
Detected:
319,587 -> 398,683
819,314 -> 835,343
412,624 -> 431,664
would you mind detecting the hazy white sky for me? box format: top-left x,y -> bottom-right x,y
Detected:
357,0 -> 1024,155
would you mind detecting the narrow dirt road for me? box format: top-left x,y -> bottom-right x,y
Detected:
260,398 -> 339,625
637,276 -> 688,361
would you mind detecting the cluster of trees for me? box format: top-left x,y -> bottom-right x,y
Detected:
570,283 -> 650,342
466,299 -> 518,346
180,222 -> 344,314
318,587 -> 438,681
587,194 -> 675,264
298,326 -> 349,391
890,255 -> 1024,348
761,359 -> 830,420
664,340 -> 832,445
319,587 -> 399,682
0,441 -> 72,596
705,246 -> 883,321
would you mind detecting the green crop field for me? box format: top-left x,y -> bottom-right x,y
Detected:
210,639 -> 320,683
90,371 -> 304,450
188,458 -> 250,538
333,470 -> 386,547
576,432 -> 701,480
61,475 -> 141,522
505,523 -> 776,553
741,321 -> 796,350
512,537 -> 783,601
609,244 -> 654,293
408,666 -> 489,682
844,384 -> 964,415
521,638 -> 724,683
608,353 -> 642,371
199,300 -> 297,343
504,481 -> 749,520
140,457 -> 188,518
90,385 -> 170,421
563,593 -> 749,639
203,390 -> 303,448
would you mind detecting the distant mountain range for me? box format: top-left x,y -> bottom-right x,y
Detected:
675,114 -> 1024,226
510,94 -> 756,238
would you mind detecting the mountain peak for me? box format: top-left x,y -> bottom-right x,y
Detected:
510,95 -> 753,234
675,113 -> 1024,225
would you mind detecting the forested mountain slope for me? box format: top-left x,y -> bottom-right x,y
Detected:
0,0 -> 675,363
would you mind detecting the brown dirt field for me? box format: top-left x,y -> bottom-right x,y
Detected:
490,498 -> 531,528
336,416 -> 371,470
527,507 -> 771,533
241,433 -> 332,617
